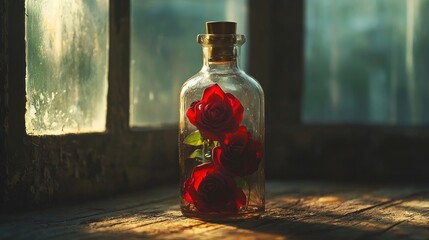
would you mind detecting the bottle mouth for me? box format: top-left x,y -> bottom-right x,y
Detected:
197,34 -> 246,47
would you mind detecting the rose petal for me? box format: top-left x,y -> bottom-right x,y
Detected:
183,179 -> 194,204
235,188 -> 247,207
217,126 -> 264,176
186,100 -> 201,126
212,147 -> 222,168
186,107 -> 197,125
202,84 -> 225,103
192,162 -> 216,189
224,126 -> 246,145
225,93 -> 244,124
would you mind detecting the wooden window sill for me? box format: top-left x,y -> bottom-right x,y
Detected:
1,181 -> 428,239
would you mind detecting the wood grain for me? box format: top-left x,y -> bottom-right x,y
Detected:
1,181 -> 428,239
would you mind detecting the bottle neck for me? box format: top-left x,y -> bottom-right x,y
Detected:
201,45 -> 241,71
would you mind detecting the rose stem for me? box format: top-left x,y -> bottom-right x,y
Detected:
202,138 -> 209,162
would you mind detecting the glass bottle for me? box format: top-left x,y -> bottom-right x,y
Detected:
179,21 -> 265,221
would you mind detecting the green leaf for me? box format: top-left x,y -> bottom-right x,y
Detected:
184,131 -> 203,146
189,149 -> 203,159
235,177 -> 247,188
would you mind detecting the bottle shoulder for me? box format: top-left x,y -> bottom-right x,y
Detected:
180,71 -> 206,97
181,69 -> 264,99
241,71 -> 264,96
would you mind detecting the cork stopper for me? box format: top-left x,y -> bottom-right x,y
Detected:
199,21 -> 244,62
206,21 -> 237,34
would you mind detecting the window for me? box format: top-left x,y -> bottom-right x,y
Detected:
304,0 -> 429,125
25,0 -> 109,135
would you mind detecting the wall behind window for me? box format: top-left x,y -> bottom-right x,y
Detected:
303,0 -> 429,125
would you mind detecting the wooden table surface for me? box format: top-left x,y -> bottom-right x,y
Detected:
1,181 -> 428,240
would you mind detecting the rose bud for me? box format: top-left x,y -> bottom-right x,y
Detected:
183,162 -> 246,213
186,84 -> 244,141
213,126 -> 263,176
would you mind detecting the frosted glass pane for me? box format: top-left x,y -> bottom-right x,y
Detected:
130,0 -> 248,127
25,0 -> 109,135
304,0 -> 429,125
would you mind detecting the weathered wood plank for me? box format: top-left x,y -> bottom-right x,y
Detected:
1,181 -> 428,240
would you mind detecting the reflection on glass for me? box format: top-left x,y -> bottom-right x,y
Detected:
304,0 -> 429,124
25,0 -> 109,135
130,0 -> 248,127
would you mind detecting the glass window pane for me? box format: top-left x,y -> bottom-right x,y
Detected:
303,0 -> 429,125
25,0 -> 109,135
130,0 -> 248,127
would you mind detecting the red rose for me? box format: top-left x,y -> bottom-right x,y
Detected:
183,162 -> 246,213
213,126 -> 263,176
186,84 -> 244,141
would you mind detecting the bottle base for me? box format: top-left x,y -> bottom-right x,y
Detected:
181,205 -> 264,222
